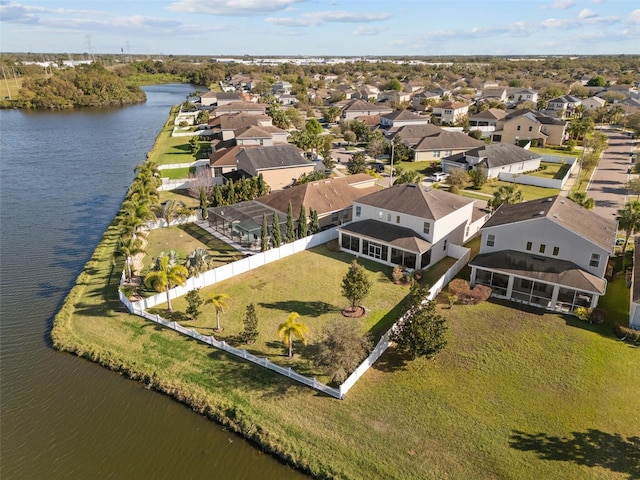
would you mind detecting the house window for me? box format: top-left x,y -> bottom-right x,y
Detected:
444,239 -> 448,251
553,246 -> 559,256
387,213 -> 391,222
423,222 -> 431,235
396,215 -> 401,224
486,234 -> 495,247
539,244 -> 546,254
517,125 -> 521,131
433,151 -> 441,158
355,206 -> 361,217
526,241 -> 532,251
590,253 -> 600,267
528,126 -> 533,132
332,212 -> 339,222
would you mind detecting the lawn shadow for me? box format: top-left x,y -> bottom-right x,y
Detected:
371,345 -> 410,372
509,429 -> 640,479
258,300 -> 337,317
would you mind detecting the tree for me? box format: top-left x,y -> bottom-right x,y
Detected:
184,248 -> 213,277
448,168 -> 470,192
489,185 -> 523,211
366,132 -> 385,160
185,289 -> 203,320
316,319 -> 373,383
310,208 -> 320,234
297,204 -> 308,238
616,201 -> 640,253
271,213 -> 282,248
384,78 -> 403,91
112,235 -> 145,282
587,76 -> 606,87
347,152 -> 368,174
569,191 -> 595,210
468,129 -> 483,140
206,293 -> 230,332
155,199 -> 189,226
144,253 -> 188,312
188,135 -> 199,158
324,105 -> 341,123
393,166 -> 421,185
241,303 -> 259,344
260,212 -> 269,252
318,135 -> 335,169
626,112 -> 640,137
343,130 -> 356,146
391,284 -> 447,360
304,118 -> 323,136
285,202 -> 296,243
626,178 -> 640,200
341,260 -> 371,312
468,165 -> 487,189
277,312 -> 309,357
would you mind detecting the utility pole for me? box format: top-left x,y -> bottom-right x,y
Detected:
2,67 -> 11,100
389,140 -> 395,187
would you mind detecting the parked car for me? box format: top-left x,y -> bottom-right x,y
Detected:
430,172 -> 450,182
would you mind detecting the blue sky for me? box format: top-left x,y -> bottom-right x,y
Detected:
1,0 -> 639,56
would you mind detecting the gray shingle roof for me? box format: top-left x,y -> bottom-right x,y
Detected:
340,219 -> 432,253
356,183 -> 474,220
482,196 -> 616,251
447,143 -> 541,168
236,144 -> 311,171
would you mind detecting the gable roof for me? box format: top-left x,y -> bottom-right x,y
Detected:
414,131 -> 484,152
216,113 -> 272,131
457,143 -> 541,168
340,219 -> 432,253
503,109 -> 566,126
355,183 -> 474,220
256,175 -> 380,216
434,100 -> 469,110
215,101 -> 268,114
482,195 -> 616,251
381,110 -> 428,122
470,108 -> 507,121
236,144 -> 311,171
343,99 -> 393,113
386,124 -> 445,144
209,144 -> 242,167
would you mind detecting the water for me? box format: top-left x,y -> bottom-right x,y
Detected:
0,85 -> 306,480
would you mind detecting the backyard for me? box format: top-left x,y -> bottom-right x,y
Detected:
52,214 -> 640,479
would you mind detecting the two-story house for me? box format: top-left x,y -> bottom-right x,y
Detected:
468,108 -> 506,136
380,110 -> 430,129
492,109 -> 567,146
546,95 -> 582,118
236,144 -> 315,191
338,184 -> 487,271
469,196 -> 616,313
432,101 -> 470,124
341,99 -> 393,120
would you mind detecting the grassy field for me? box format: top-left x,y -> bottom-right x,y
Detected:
472,179 -> 560,201
530,146 -> 579,158
52,214 -> 640,479
0,75 -> 23,99
528,162 -> 572,180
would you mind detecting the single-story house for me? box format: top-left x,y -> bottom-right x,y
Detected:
441,143 -> 542,179
380,110 -> 430,129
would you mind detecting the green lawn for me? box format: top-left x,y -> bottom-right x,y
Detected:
473,179 -> 560,201
158,189 -> 200,208
530,146 -> 579,158
527,162 -> 572,180
142,224 -> 243,276
52,218 -> 640,479
160,166 -> 195,179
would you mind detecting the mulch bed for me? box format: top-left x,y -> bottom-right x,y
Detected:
342,306 -> 366,318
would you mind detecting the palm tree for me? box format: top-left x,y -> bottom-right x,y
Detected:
206,293 -> 230,332
616,201 -> 640,253
392,166 -> 421,185
143,253 -> 188,312
155,199 -> 188,226
488,185 -> 523,211
112,235 -> 145,282
184,248 -> 212,277
569,191 -> 595,210
277,312 -> 309,358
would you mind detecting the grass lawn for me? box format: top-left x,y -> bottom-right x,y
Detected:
160,166 -> 195,179
142,224 -> 243,275
473,179 -> 560,201
530,146 -> 579,158
0,76 -> 23,99
158,189 -> 200,208
147,108 -> 209,168
394,160 -> 440,177
528,162 -> 572,180
52,217 -> 640,479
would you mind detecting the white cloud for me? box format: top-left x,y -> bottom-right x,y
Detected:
629,9 -> 640,24
266,10 -> 391,27
352,26 -> 384,36
0,1 -> 103,24
550,0 -> 575,8
166,0 -> 304,16
541,17 -> 572,28
578,8 -> 597,19
591,0 -> 605,3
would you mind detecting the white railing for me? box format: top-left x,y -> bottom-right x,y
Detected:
120,233 -> 469,399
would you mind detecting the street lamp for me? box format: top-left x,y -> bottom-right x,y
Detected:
389,140 -> 395,187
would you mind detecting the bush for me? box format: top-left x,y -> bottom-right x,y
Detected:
392,265 -> 404,284
614,324 -> 640,344
448,279 -> 492,305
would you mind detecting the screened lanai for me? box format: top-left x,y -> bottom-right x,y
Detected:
208,201 -> 288,250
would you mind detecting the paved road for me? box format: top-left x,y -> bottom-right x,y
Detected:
587,129 -> 637,219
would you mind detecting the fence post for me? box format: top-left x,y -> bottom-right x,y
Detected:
156,314 -> 160,322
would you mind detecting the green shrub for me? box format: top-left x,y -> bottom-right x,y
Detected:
614,324 -> 640,344
448,279 -> 492,305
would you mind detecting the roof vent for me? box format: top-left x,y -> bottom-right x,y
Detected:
546,198 -> 553,202
553,213 -> 558,218
538,210 -> 545,216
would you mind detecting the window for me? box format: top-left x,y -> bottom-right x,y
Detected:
355,206 -> 361,217
433,151 -> 441,158
517,125 -> 521,131
423,222 -> 431,235
396,215 -> 401,224
553,246 -> 559,256
526,241 -> 532,251
528,126 -> 533,132
387,213 -> 391,222
590,253 -> 600,268
443,239 -> 448,251
486,234 -> 495,247
331,212 -> 339,222
539,244 -> 546,254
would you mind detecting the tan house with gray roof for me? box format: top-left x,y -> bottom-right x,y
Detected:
236,144 -> 315,191
470,196 -> 616,314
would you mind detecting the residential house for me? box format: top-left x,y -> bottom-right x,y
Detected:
470,195 -> 616,313
338,184 -> 487,270
441,143 -> 542,180
230,74 -> 254,90
411,91 -> 441,112
581,96 -> 607,111
276,93 -> 298,106
256,174 -> 380,230
235,144 -> 315,191
213,101 -> 268,117
341,99 -> 393,120
234,125 -> 289,146
432,101 -> 470,124
199,91 -> 243,107
481,87 -> 509,103
385,124 -> 483,161
378,90 -> 412,104
209,144 -> 241,177
200,91 -> 219,107
468,108 -> 506,136
492,109 -> 567,146
508,88 -> 538,104
353,86 -> 379,101
272,81 -> 293,94
546,95 -> 582,118
380,110 -> 430,129
211,113 -> 273,141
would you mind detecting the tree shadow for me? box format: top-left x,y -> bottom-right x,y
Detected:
509,429 -> 640,479
371,345 -> 410,373
258,300 -> 337,317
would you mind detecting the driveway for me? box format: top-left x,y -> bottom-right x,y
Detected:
587,129 -> 636,219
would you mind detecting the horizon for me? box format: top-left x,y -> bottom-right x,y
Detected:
1,0 -> 639,57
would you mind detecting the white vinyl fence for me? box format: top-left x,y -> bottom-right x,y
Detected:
498,155 -> 577,189
120,225 -> 469,399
